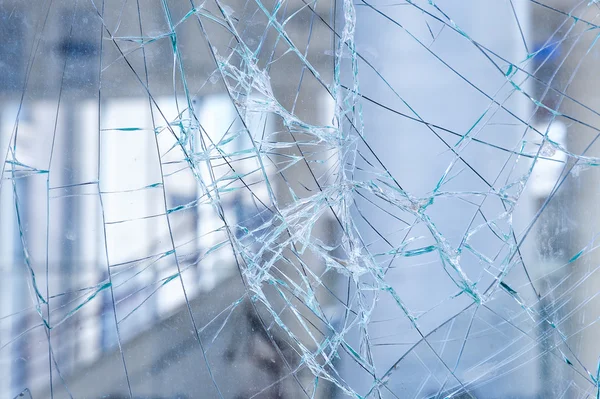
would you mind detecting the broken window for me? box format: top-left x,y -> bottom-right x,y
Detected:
2,0 -> 600,398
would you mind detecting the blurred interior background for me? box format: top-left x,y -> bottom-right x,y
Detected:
3,0 -> 600,398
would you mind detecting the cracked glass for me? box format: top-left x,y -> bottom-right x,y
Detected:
2,0 -> 600,398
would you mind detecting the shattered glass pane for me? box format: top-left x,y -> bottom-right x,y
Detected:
3,0 -> 600,397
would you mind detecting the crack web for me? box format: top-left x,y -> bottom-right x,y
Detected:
3,0 -> 600,398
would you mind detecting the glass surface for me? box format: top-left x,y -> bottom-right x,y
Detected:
1,0 -> 599,397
